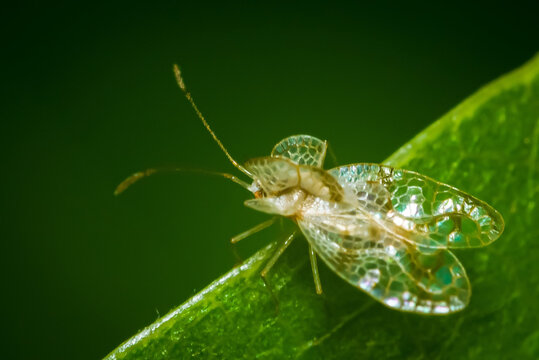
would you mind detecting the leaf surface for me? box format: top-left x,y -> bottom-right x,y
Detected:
105,55 -> 539,360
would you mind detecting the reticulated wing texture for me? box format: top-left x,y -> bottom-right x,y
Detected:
328,163 -> 504,249
271,135 -> 327,167
245,156 -> 345,202
244,157 -> 299,195
298,218 -> 470,314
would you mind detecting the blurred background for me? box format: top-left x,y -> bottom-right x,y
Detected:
2,1 -> 538,359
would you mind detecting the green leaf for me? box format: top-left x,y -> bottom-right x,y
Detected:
105,54 -> 539,360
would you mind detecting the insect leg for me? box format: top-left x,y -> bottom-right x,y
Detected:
229,217 -> 278,265
229,242 -> 244,266
261,231 -> 297,278
230,217 -> 278,244
309,245 -> 323,295
260,231 -> 297,313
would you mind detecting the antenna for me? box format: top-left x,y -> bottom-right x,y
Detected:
173,64 -> 252,178
114,166 -> 251,196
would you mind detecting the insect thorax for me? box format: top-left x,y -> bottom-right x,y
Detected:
244,183 -> 358,221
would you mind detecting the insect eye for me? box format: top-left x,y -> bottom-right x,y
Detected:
254,189 -> 266,199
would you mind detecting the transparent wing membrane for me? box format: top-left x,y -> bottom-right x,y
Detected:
271,135 -> 327,167
241,159 -> 502,313
245,157 -> 345,202
329,163 -> 504,249
298,219 -> 470,314
245,157 -> 300,194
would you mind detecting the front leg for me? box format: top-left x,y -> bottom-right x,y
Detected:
260,231 -> 297,313
230,217 -> 278,265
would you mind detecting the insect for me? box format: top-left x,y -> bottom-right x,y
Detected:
116,65 -> 504,315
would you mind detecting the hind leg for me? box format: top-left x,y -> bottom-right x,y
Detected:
309,245 -> 323,295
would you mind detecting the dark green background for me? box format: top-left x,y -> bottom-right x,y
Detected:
2,1 -> 538,359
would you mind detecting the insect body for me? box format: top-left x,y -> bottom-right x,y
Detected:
244,137 -> 503,314
116,65 -> 504,315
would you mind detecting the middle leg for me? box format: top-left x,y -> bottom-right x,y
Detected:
260,231 -> 297,312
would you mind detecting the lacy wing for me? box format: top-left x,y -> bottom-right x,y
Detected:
298,218 -> 470,314
271,135 -> 327,167
329,163 -> 504,249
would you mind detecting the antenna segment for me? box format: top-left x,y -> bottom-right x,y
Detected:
114,166 -> 251,196
173,64 -> 252,178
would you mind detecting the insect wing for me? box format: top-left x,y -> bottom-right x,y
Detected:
245,157 -> 346,202
245,157 -> 300,195
298,219 -> 470,314
329,164 -> 504,249
271,135 -> 327,167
